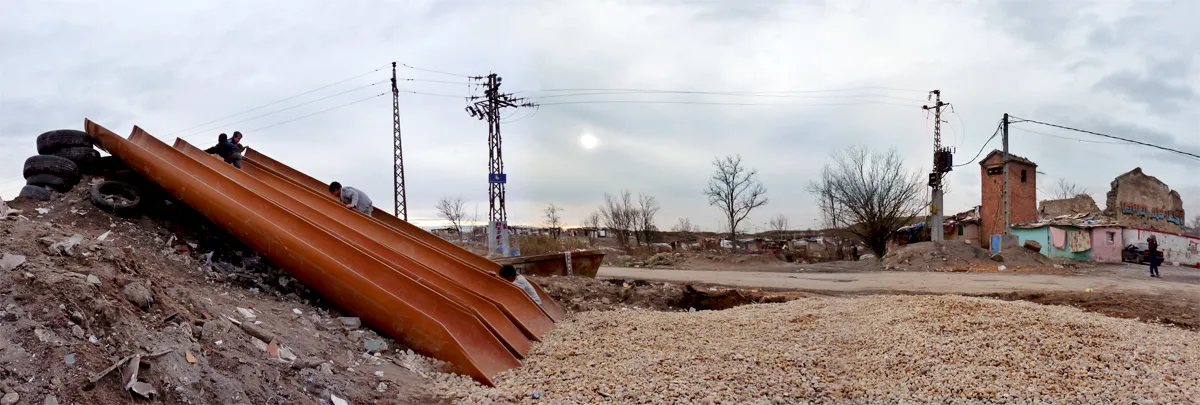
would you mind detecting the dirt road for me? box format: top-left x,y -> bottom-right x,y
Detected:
598,264 -> 1200,295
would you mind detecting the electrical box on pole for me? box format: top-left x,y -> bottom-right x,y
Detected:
922,90 -> 953,242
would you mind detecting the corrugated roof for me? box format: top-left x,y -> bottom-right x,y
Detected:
1013,212 -> 1121,229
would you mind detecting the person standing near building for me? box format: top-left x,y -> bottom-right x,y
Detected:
1147,235 -> 1161,277
328,181 -> 373,216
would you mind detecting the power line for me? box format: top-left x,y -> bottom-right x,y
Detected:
179,80 -> 387,139
397,78 -> 473,85
954,120 -> 1002,167
500,106 -> 540,124
165,64 -> 388,136
521,86 -> 925,95
523,90 -> 927,103
1010,116 -> 1200,161
248,92 -> 388,132
535,99 -> 923,108
1010,126 -> 1127,145
399,89 -> 476,99
396,61 -> 470,78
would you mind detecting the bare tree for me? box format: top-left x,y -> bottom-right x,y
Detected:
1054,178 -> 1088,199
704,155 -> 769,245
672,217 -> 699,245
599,190 -> 637,247
435,196 -> 466,243
543,203 -> 563,238
807,146 -> 925,257
1188,215 -> 1200,237
583,212 -> 602,244
768,214 -> 789,238
634,193 -> 660,245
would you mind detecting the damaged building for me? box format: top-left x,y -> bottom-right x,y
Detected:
1104,167 -> 1186,234
1011,167 -> 1196,267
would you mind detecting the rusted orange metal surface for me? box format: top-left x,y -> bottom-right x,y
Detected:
243,148 -> 569,321
496,250 -> 606,278
226,153 -> 552,340
86,120 -> 516,385
172,139 -> 547,350
164,139 -> 533,358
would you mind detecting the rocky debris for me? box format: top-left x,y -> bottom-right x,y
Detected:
121,281 -> 154,310
859,253 -> 877,261
365,339 -> 388,354
1,392 -> 17,405
40,234 -> 84,256
439,295 -> 1200,403
338,317 -> 362,329
1024,239 -> 1042,251
883,240 -> 1063,272
42,395 -> 58,405
0,254 -> 25,271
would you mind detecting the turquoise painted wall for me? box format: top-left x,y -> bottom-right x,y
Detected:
1012,226 -> 1092,261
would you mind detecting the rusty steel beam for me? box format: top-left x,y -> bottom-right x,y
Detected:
162,138 -> 533,357
86,120 -> 517,385
242,148 -> 568,321
169,138 -> 543,353
222,151 -> 553,340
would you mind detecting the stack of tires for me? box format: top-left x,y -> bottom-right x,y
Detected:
18,130 -> 100,201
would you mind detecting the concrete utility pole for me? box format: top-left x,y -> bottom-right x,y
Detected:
923,90 -> 952,242
465,73 -> 537,255
1002,113 -> 1010,235
391,62 -> 408,221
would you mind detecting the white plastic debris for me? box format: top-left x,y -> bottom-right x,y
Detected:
292,308 -> 303,315
36,208 -> 49,215
330,394 -> 349,405
997,265 -> 1007,271
0,254 -> 26,271
236,307 -> 256,321
97,231 -> 111,241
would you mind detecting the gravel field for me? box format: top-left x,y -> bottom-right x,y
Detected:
438,295 -> 1200,404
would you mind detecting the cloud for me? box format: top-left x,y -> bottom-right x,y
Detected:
1,0 -> 1198,233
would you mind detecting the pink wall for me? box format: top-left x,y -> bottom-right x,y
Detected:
1090,227 -> 1124,263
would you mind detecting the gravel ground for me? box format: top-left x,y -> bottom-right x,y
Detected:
437,295 -> 1200,404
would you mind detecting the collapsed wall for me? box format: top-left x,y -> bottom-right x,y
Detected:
1039,194 -> 1100,218
1104,168 -> 1186,234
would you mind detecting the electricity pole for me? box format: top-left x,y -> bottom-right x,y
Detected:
923,90 -> 952,242
391,62 -> 408,221
1002,113 -> 1010,235
465,73 -> 537,255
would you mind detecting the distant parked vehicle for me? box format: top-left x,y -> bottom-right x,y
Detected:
1122,242 -> 1162,264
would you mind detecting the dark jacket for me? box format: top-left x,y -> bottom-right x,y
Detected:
205,140 -> 237,159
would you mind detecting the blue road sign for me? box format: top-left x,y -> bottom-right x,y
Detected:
489,173 -> 507,184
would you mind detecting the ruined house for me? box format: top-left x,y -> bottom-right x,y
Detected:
1039,194 -> 1101,217
1104,168 -> 1186,234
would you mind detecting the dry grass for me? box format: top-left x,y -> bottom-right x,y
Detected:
515,234 -> 588,256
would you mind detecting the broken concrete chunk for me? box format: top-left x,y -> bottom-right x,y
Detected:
46,234 -> 85,256
43,395 -> 59,405
1024,240 -> 1042,251
122,282 -> 154,310
97,230 -> 111,241
71,325 -> 86,340
129,381 -> 157,399
278,347 -> 297,362
0,254 -> 25,271
989,252 -> 1004,262
338,317 -> 362,329
330,393 -> 348,405
1,392 -> 18,405
86,274 -> 101,286
364,339 -> 388,354
236,307 -> 256,321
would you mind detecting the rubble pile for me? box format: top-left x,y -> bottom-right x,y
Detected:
882,240 -> 1073,273
0,179 -> 442,404
441,295 -> 1200,404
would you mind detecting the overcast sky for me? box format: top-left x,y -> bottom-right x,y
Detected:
2,0 -> 1198,231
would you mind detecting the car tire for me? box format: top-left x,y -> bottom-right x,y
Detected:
52,146 -> 101,172
18,185 -> 52,201
25,173 -> 70,192
36,129 -> 93,155
23,155 -> 80,184
90,180 -> 141,217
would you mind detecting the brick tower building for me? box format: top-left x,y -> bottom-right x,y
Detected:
979,150 -> 1037,248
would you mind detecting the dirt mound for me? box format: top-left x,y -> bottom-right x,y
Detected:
882,241 -> 1073,273
530,276 -> 798,313
1,176 -> 442,404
